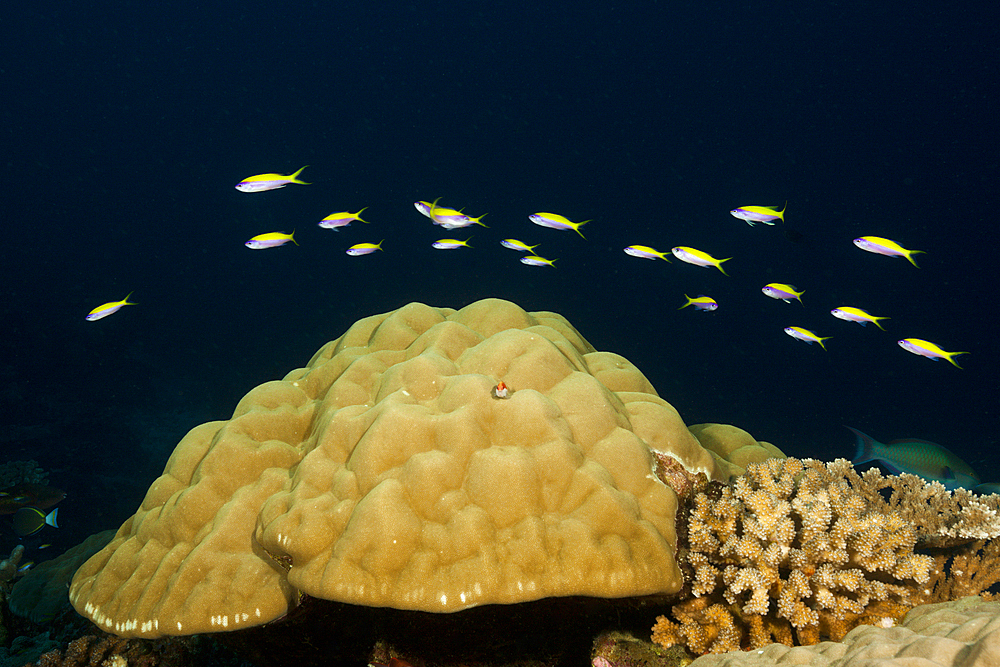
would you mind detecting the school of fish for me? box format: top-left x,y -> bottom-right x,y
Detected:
84,168 -> 968,371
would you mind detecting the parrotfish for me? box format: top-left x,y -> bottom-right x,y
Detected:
671,246 -> 731,275
624,245 -> 671,261
346,240 -> 384,256
432,238 -> 472,250
898,338 -> 969,368
86,292 -> 136,321
847,426 -> 980,490
730,202 -> 786,226
13,507 -> 59,537
853,236 -> 925,267
520,255 -> 557,267
831,307 -> 890,330
500,239 -> 539,253
0,484 -> 65,515
318,208 -> 369,230
678,295 -> 718,311
235,166 -> 310,192
245,231 -> 298,249
762,283 -> 804,304
528,213 -> 590,239
784,326 -> 831,350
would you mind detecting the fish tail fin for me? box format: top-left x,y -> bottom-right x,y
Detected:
874,317 -> 890,331
46,508 -> 59,529
846,426 -> 877,464
906,250 -> 926,268
357,207 -> 370,223
818,336 -> 831,350
290,230 -> 299,246
678,295 -> 692,310
290,165 -> 311,185
946,351 -> 970,369
778,201 -> 787,222
124,291 -> 137,305
476,213 -> 489,228
575,220 -> 591,239
717,258 -> 733,276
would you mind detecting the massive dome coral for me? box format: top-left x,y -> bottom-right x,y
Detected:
70,299 -> 768,639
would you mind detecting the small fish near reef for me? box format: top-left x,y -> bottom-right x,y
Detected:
85,292 -> 136,321
671,246 -> 731,275
528,213 -> 590,239
245,231 -> 298,249
500,239 -> 539,253
520,255 -> 556,267
235,166 -> 310,192
730,202 -> 786,226
624,245 -> 671,261
831,306 -> 890,330
346,240 -> 384,256
678,295 -> 718,311
0,483 -> 65,515
432,238 -> 472,250
898,338 -> 969,368
762,283 -> 804,304
853,236 -> 925,267
318,208 -> 369,231
846,425 -> 980,490
12,506 -> 59,537
784,326 -> 831,350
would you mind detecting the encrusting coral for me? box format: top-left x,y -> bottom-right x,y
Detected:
652,457 -> 1000,655
70,299 -> 776,641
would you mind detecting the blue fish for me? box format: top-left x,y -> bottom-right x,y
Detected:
847,426 -> 980,490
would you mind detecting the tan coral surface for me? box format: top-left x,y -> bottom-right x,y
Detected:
685,596 -> 1000,667
70,299 -> 712,638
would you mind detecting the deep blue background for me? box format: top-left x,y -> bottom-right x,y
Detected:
2,1 -> 997,551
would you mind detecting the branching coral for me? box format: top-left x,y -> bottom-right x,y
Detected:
653,458 -> 941,653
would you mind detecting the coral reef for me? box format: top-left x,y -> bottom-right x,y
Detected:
0,460 -> 47,488
652,458 -> 1000,655
684,596 -> 1000,667
9,531 -> 116,624
70,299 -> 764,639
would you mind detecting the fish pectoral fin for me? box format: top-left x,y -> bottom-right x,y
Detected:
942,466 -> 957,480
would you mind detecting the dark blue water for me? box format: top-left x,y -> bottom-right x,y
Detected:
3,1 -> 997,550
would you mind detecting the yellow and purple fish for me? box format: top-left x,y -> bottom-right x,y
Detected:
318,208 -> 369,230
346,240 -> 384,256
671,246 -> 731,275
432,238 -> 472,250
678,295 -> 718,311
85,292 -> 136,321
424,199 -> 488,229
784,326 -> 831,350
847,426 -> 979,490
528,213 -> 589,239
520,255 -> 556,267
624,245 -> 671,261
831,306 -> 890,330
762,283 -> 804,304
898,338 -> 968,368
500,239 -> 539,253
235,166 -> 310,192
853,236 -> 925,267
245,231 -> 298,249
730,202 -> 786,226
